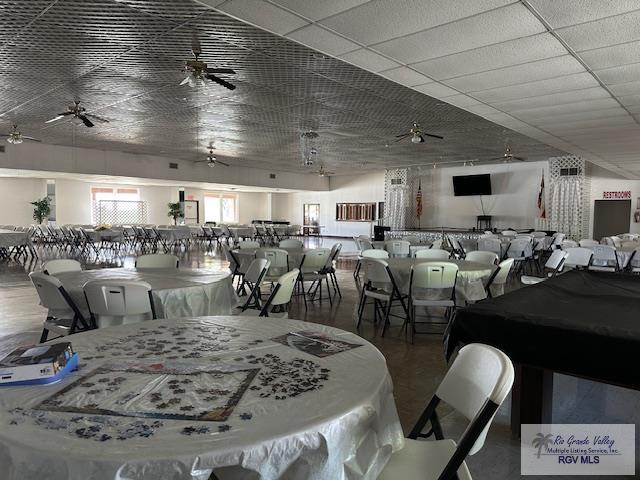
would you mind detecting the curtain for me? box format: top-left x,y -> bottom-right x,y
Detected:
549,176 -> 582,237
387,187 -> 408,230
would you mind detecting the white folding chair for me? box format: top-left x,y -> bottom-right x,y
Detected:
521,249 -> 568,285
43,259 -> 82,275
356,258 -> 408,337
278,239 -> 303,249
249,269 -> 299,318
501,230 -> 517,237
380,344 -> 514,480
477,237 -> 502,258
30,272 -> 93,342
531,231 -> 547,238
561,239 -> 578,249
563,247 -> 593,269
83,280 -> 155,328
256,248 -> 289,282
415,249 -> 450,260
408,262 -> 458,341
464,251 -> 498,265
386,240 -> 411,258
135,254 -> 179,269
550,232 -> 565,250
238,240 -> 260,249
238,258 -> 270,311
483,258 -> 514,298
402,235 -> 421,245
362,249 -> 390,259
506,238 -> 533,274
579,239 -> 599,248
589,245 -> 619,272
297,248 -> 332,307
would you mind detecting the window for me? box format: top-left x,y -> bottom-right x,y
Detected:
91,187 -> 145,224
204,192 -> 237,224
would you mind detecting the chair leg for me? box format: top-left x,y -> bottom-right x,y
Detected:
380,299 -> 393,337
39,328 -> 49,343
356,290 -> 367,328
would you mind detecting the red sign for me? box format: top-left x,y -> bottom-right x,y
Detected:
603,191 -> 631,199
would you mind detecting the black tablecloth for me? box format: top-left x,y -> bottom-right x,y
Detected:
446,270 -> 640,389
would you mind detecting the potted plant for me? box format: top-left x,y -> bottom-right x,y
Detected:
167,202 -> 182,225
31,197 -> 51,225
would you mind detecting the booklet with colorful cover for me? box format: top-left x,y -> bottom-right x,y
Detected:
270,330 -> 363,357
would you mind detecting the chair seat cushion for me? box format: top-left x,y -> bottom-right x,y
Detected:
379,438 -> 472,480
43,317 -> 74,336
411,298 -> 455,307
520,275 -> 545,285
364,289 -> 392,301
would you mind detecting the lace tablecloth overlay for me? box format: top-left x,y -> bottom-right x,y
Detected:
0,316 -> 404,480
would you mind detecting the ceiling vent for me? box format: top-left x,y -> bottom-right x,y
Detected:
269,173 -> 276,179
560,167 -> 579,176
0,145 -> 5,153
390,178 -> 403,185
169,162 -> 178,169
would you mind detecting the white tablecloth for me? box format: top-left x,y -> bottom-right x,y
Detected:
53,268 -> 238,318
0,229 -> 29,248
0,316 -> 404,480
233,247 -> 308,268
156,228 -> 191,242
83,229 -> 123,242
385,258 -> 495,302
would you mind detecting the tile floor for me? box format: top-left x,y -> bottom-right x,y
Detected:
0,236 -> 638,479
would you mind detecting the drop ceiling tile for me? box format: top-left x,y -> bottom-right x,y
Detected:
531,106 -> 629,124
511,98 -> 620,120
286,25 -> 361,56
338,48 -> 399,72
528,0 -> 640,28
269,0 -> 370,21
410,33 -> 567,80
318,0 -> 515,45
465,104 -> 502,116
379,67 -> 433,86
471,72 -> 599,102
594,62 -> 640,85
618,93 -> 640,106
412,82 -> 460,97
217,0 -> 308,35
608,80 -> 640,96
579,40 -> 640,70
542,111 -> 633,128
556,10 -> 640,52
370,3 -> 545,64
442,94 -> 483,108
444,55 -> 585,92
493,87 -> 611,111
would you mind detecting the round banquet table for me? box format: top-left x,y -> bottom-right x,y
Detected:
385,258 -> 496,302
156,228 -> 192,242
0,228 -> 29,248
52,268 -> 238,319
0,316 -> 404,480
233,247 -> 308,268
83,229 -> 123,242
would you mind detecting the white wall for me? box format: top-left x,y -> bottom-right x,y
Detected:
0,142 -> 328,192
588,164 -> 640,237
272,171 -> 385,237
0,177 -> 47,225
184,188 -> 271,224
418,161 -> 548,230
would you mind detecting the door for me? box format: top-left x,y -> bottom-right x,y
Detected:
303,203 -> 320,226
593,200 -> 631,240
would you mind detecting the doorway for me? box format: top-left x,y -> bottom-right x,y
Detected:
303,203 -> 320,235
593,200 -> 631,240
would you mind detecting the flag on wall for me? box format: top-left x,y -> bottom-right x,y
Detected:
537,172 -> 546,218
416,180 -> 423,218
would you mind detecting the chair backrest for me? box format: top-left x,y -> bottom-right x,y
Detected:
29,272 -> 75,311
550,232 -> 565,248
221,244 -> 239,269
501,230 -> 517,237
135,254 -> 179,269
436,343 -> 514,455
431,239 -> 443,249
531,231 -> 547,238
385,240 -> 410,257
43,259 -> 82,275
564,247 -> 593,268
256,248 -> 289,272
545,249 -> 568,272
465,251 -> 499,265
359,238 -> 374,251
410,261 -> 459,290
590,245 -> 618,269
402,235 -> 421,245
301,248 -> 332,270
506,238 -> 533,258
414,248 -> 450,260
270,269 -> 299,306
362,258 -> 391,285
477,237 -> 502,255
279,239 -> 303,249
238,240 -> 260,249
561,239 -> 578,249
362,249 -> 389,259
579,239 -> 599,248
243,258 -> 270,284
490,258 -> 514,286
83,280 -> 154,325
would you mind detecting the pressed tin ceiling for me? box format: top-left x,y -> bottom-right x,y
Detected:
0,0 -> 565,175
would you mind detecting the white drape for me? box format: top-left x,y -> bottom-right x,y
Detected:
387,187 -> 408,230
550,176 -> 582,237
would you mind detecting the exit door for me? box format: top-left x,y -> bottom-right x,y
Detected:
593,200 -> 631,241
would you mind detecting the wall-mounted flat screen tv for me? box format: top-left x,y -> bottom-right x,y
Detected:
452,174 -> 492,196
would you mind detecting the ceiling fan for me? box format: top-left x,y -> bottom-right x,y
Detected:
45,101 -> 109,128
316,165 -> 335,177
489,145 -> 526,162
394,122 -> 444,144
1,125 -> 40,144
195,145 -> 230,168
181,42 -> 236,90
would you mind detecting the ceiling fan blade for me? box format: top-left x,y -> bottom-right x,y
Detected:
206,68 -> 235,75
0,134 -> 9,137
513,156 -> 526,161
179,76 -> 191,86
45,113 -> 70,123
393,136 -> 409,143
78,115 -> 94,127
22,136 -> 41,142
424,133 -> 444,140
217,160 -> 230,167
394,133 -> 410,138
206,74 -> 236,90
85,113 -> 109,123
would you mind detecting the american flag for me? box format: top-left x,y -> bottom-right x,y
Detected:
537,173 -> 546,219
416,180 -> 423,218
